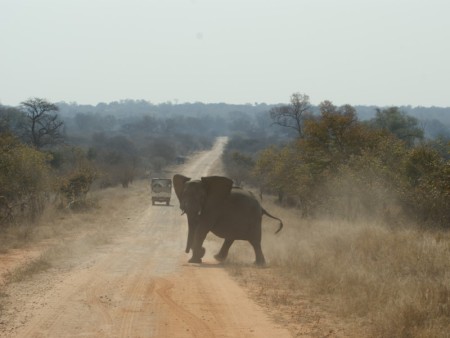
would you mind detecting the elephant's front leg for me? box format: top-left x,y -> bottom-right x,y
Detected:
214,238 -> 234,262
189,225 -> 209,263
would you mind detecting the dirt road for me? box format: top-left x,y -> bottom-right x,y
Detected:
1,137 -> 291,337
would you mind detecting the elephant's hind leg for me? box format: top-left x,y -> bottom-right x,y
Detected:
214,239 -> 234,262
249,240 -> 266,266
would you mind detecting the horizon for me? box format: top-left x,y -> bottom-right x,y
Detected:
3,98 -> 450,110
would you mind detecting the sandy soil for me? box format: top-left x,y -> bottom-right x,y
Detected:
0,137 -> 292,337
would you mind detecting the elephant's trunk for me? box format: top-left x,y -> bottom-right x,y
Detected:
185,231 -> 193,253
185,213 -> 197,253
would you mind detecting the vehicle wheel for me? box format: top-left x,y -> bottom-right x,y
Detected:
152,183 -> 163,193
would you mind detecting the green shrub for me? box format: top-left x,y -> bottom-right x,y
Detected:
0,134 -> 51,224
401,146 -> 450,227
59,165 -> 98,210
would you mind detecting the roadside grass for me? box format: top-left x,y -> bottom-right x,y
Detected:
0,195 -> 99,253
224,199 -> 450,338
0,179 -> 149,285
3,226 -> 115,286
4,248 -> 56,284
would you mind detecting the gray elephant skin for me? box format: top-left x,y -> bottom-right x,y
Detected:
173,174 -> 283,265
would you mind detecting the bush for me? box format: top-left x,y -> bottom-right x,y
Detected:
59,167 -> 97,209
401,146 -> 450,227
0,134 -> 51,224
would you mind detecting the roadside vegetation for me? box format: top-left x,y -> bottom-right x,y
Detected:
0,178 -> 150,285
223,93 -> 450,337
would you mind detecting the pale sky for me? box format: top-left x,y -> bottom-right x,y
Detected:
1,0 -> 449,107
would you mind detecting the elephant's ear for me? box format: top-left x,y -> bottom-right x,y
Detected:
173,174 -> 190,202
201,176 -> 233,204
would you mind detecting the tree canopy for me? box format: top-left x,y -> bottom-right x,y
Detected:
20,98 -> 64,149
269,92 -> 312,138
369,106 -> 424,146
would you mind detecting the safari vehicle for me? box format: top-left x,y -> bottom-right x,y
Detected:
151,178 -> 172,206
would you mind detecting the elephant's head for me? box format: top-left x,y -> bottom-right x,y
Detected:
173,174 -> 233,253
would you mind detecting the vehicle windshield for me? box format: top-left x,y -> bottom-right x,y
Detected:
152,179 -> 172,188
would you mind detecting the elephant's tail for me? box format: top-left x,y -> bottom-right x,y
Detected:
262,208 -> 283,234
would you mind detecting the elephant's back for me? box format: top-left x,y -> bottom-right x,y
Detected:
228,188 -> 261,212
211,188 -> 262,239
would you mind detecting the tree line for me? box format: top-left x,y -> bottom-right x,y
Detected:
0,98 -> 229,226
2,95 -> 450,228
223,93 -> 450,228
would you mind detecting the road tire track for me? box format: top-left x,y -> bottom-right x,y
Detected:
155,278 -> 216,338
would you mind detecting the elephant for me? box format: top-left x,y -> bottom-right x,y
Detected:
173,174 -> 283,266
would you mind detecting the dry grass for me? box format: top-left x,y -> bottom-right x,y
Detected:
224,198 -> 450,337
208,161 -> 449,336
0,180 -> 149,285
4,249 -> 55,284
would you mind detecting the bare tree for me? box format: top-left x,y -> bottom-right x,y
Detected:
20,98 -> 64,148
270,92 -> 312,138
